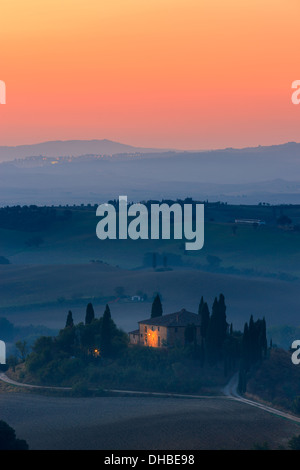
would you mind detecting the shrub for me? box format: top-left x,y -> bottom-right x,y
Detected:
288,435 -> 300,450
0,421 -> 29,450
71,381 -> 91,397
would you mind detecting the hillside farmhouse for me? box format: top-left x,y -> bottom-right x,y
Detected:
234,218 -> 266,225
129,308 -> 202,348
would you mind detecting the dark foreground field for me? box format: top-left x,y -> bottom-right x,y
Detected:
0,392 -> 299,450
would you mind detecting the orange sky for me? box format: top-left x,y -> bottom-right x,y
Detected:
0,0 -> 299,149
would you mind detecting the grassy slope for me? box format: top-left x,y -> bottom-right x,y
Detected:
247,348 -> 300,413
0,207 -> 299,277
0,205 -> 299,337
0,265 -> 299,334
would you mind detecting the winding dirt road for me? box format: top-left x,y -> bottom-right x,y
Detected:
223,373 -> 300,424
1,371 -> 300,425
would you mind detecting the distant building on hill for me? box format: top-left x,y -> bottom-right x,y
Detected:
234,219 -> 266,225
129,308 -> 202,348
131,295 -> 144,302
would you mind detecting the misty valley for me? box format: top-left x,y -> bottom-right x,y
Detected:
0,200 -> 300,449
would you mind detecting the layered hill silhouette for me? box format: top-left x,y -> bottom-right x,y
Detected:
0,140 -> 300,205
0,139 -> 174,162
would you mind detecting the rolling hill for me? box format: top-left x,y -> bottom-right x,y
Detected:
1,141 -> 300,205
0,139 -> 173,162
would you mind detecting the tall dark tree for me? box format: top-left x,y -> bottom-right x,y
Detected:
248,314 -> 256,364
206,294 -> 228,364
151,294 -> 163,318
85,303 -> 95,325
247,315 -> 267,365
218,293 -> 228,341
239,315 -> 268,393
198,296 -> 204,315
65,310 -> 74,328
199,302 -> 210,340
100,304 -> 112,357
206,297 -> 220,364
237,322 -> 251,394
260,317 -> 268,358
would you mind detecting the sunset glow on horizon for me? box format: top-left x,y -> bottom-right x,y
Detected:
1,0 -> 300,149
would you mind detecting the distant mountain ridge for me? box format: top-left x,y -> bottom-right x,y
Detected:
0,139 -> 175,162
0,139 -> 300,206
1,139 -> 300,163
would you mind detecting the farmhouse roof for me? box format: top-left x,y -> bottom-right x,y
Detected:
138,309 -> 201,327
128,329 -> 140,335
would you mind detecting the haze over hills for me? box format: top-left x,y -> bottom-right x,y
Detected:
0,140 -> 300,205
0,139 -> 175,162
1,138 -> 300,162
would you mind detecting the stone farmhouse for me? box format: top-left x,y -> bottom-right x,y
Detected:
129,308 -> 202,348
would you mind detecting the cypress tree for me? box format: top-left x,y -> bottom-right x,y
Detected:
85,302 -> 95,325
218,293 -> 228,342
65,310 -> 74,328
200,302 -> 210,340
151,294 -> 163,318
101,304 -> 112,357
206,294 -> 228,364
260,317 -> 268,358
206,297 -> 220,364
198,296 -> 204,315
248,315 -> 256,364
